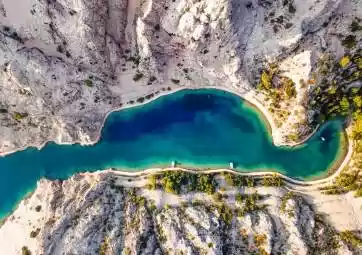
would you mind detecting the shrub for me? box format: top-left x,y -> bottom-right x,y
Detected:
213,192 -> 223,202
259,71 -> 272,90
13,112 -> 28,121
99,237 -> 110,255
262,174 -> 284,187
341,35 -> 357,49
171,79 -> 180,84
21,246 -> 31,255
339,56 -> 351,68
254,233 -> 267,248
29,228 -> 40,238
218,203 -> 233,225
133,72 -> 144,81
84,79 -> 93,87
340,230 -> 362,248
354,188 -> 362,197
146,175 -> 157,190
350,20 -> 362,32
35,205 -> 42,212
284,78 -> 296,99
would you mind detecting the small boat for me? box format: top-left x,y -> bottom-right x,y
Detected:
171,161 -> 176,168
321,136 -> 326,141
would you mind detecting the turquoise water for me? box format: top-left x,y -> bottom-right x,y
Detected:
0,89 -> 343,218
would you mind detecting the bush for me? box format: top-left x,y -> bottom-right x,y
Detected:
259,71 -> 272,90
339,56 -> 351,68
283,78 -> 296,99
21,246 -> 31,255
35,205 -> 42,212
29,228 -> 40,238
341,35 -> 357,49
262,174 -> 284,187
13,112 -> 28,121
218,203 -> 233,225
146,175 -> 157,190
340,230 -> 362,248
84,79 -> 93,87
133,72 -> 144,81
171,79 -> 180,85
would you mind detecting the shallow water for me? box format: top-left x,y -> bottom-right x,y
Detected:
0,89 -> 343,218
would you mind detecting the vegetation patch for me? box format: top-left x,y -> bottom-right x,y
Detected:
262,174 -> 284,187
339,230 -> 362,250
12,112 -> 28,121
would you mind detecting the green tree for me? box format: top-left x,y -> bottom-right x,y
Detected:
339,97 -> 350,114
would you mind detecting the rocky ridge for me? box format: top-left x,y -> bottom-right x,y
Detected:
0,171 -> 360,255
0,0 -> 360,154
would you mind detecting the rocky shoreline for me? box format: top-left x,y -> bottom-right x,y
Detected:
1,170 -> 361,255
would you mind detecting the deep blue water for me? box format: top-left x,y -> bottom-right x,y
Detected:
0,89 -> 343,218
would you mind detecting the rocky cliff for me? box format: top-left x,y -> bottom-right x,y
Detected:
1,171 -> 360,255
0,0 -> 360,154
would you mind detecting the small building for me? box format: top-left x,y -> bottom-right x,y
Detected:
229,162 -> 234,169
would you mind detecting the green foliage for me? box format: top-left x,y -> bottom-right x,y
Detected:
354,188 -> 362,197
341,35 -> 357,49
146,175 -> 157,190
339,96 -> 350,114
29,228 -> 40,238
99,237 -> 110,255
133,72 -> 144,81
353,56 -> 362,69
213,192 -> 223,202
159,171 -> 217,195
321,171 -> 360,195
280,192 -> 295,217
339,56 -> 351,68
259,71 -> 272,90
350,20 -> 362,32
161,171 -> 186,194
340,230 -> 362,249
84,79 -> 93,87
223,173 -> 254,187
197,174 -> 217,194
171,79 -> 180,84
352,116 -> 362,140
21,247 -> 31,255
218,203 -> 233,225
13,112 -> 28,121
262,174 -> 284,187
287,133 -> 299,142
254,233 -> 267,248
122,247 -> 131,255
283,78 -> 296,99
128,189 -> 146,206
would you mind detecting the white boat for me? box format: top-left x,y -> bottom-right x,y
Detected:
321,136 -> 326,141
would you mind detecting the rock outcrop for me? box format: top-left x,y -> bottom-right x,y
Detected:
0,0 -> 360,154
0,171 -> 357,255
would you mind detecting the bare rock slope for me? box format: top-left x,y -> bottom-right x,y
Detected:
0,0 -> 361,153
0,171 -> 359,255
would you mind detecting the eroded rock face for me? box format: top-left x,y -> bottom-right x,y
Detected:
0,0 -> 360,153
0,172 -> 354,255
